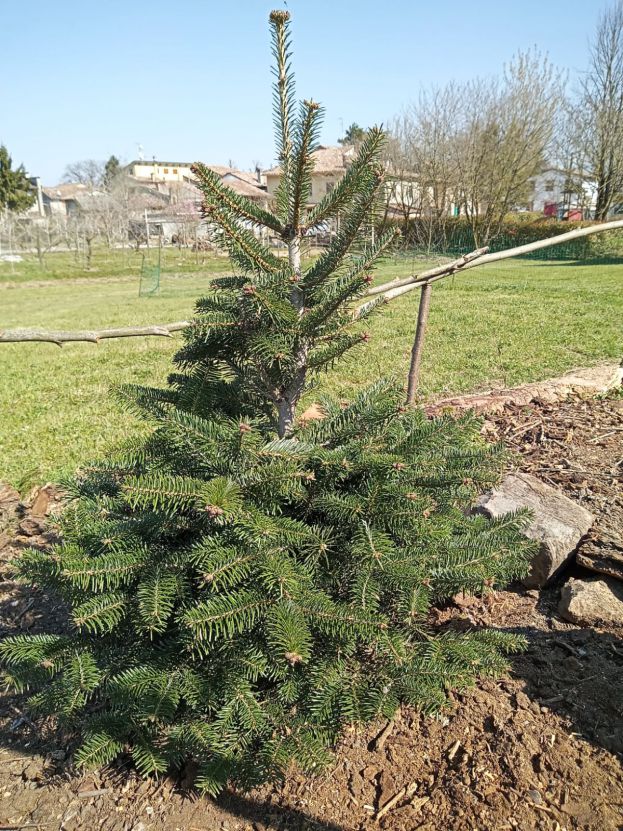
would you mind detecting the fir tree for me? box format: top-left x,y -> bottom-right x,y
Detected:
0,11 -> 534,794
338,122 -> 368,147
0,145 -> 35,213
103,155 -> 121,190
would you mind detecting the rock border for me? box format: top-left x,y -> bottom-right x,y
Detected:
424,362 -> 622,417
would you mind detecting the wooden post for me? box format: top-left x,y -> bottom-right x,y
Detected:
144,208 -> 150,250
406,282 -> 432,404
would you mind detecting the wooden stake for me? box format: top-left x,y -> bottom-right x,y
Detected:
406,283 -> 432,404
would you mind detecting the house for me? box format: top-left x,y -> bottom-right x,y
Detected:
122,161 -> 270,241
263,145 -> 357,209
25,177 -> 45,218
126,160 -> 266,195
216,170 -> 271,208
125,160 -> 194,184
39,161 -> 271,244
41,183 -> 98,217
124,159 -> 269,216
263,146 -> 456,227
527,167 -> 597,219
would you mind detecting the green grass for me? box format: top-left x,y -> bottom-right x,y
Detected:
0,245 -> 234,284
0,254 -> 621,486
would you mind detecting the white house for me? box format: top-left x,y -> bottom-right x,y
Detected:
527,167 -> 597,219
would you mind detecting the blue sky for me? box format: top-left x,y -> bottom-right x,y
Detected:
1,0 -> 608,184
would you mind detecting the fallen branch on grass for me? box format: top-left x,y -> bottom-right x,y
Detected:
0,321 -> 189,346
365,217 -> 623,402
2,219 -> 623,346
364,217 -> 623,304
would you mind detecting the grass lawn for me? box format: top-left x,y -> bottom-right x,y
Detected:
0,252 -> 621,487
0,245 -> 234,284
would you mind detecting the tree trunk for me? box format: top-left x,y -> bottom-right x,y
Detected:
277,234 -> 307,438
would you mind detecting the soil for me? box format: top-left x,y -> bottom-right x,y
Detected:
0,393 -> 622,831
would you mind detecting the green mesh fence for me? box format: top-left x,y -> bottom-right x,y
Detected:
138,251 -> 161,296
394,226 -> 623,263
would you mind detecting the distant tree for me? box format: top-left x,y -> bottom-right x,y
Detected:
103,155 -> 122,190
384,90 -> 459,248
453,51 -> 564,245
338,122 -> 368,147
63,159 -> 105,190
0,145 -> 35,213
576,0 -> 623,219
389,51 -> 564,246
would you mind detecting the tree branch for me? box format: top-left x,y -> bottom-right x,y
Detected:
3,219 -> 623,347
368,218 -> 623,303
0,321 -> 189,346
365,247 -> 490,297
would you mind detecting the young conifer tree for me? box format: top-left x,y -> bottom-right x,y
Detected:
0,11 -> 533,794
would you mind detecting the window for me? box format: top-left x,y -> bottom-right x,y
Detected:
544,179 -> 555,192
326,181 -> 334,194
163,168 -> 169,174
173,168 -> 178,174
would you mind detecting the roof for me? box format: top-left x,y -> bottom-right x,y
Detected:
533,166 -> 597,181
207,166 -> 260,186
264,145 -> 356,177
42,183 -> 94,201
220,173 -> 269,201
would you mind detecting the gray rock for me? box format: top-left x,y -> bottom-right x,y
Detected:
477,471 -> 594,587
559,577 -> 623,627
576,526 -> 623,583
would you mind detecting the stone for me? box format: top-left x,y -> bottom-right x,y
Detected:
30,484 -> 56,517
477,471 -> 594,587
18,516 -> 47,537
576,528 -> 623,582
559,577 -> 623,627
425,363 -> 623,417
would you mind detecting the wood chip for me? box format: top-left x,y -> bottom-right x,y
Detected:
0,825 -> 49,830
369,713 -> 398,752
447,739 -> 461,761
77,788 -> 111,799
375,781 -> 419,821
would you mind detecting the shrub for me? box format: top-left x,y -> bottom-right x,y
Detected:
0,11 -> 534,794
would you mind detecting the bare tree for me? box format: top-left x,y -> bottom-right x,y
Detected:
63,159 -> 105,190
551,103 -> 596,217
387,53 -> 563,247
9,215 -> 65,269
576,0 -> 623,219
381,126 -> 422,237
454,51 -> 564,244
386,87 -> 460,250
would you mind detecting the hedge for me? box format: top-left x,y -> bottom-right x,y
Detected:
387,216 -> 623,261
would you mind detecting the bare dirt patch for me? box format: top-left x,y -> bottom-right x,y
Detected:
1,394 -> 622,831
